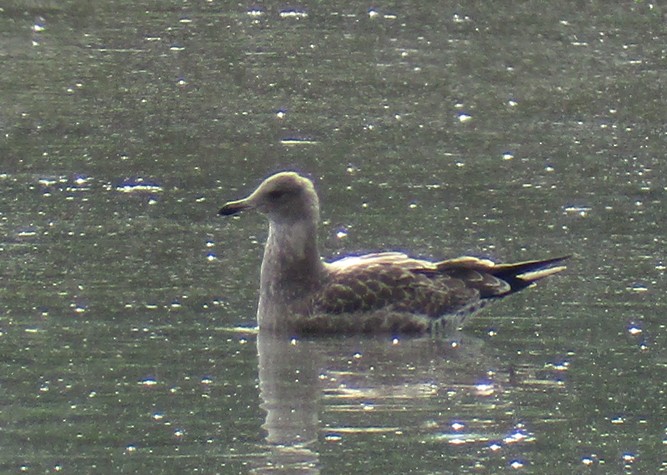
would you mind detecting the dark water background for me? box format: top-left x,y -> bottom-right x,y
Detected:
1,1 -> 665,473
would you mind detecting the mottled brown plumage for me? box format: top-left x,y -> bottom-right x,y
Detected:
219,172 -> 567,335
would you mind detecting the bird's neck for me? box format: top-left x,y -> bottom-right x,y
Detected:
257,219 -> 325,330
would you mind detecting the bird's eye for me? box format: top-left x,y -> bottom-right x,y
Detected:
267,190 -> 287,200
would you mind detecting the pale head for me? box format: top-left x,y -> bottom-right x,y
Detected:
219,172 -> 320,224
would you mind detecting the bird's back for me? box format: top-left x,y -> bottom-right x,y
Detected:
291,252 -> 567,335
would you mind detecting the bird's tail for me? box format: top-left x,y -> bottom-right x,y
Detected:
491,256 -> 570,292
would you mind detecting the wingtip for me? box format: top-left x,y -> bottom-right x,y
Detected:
492,255 -> 570,290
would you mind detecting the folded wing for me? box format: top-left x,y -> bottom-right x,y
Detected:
316,252 -> 568,318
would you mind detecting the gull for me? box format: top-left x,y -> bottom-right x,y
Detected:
219,172 -> 567,335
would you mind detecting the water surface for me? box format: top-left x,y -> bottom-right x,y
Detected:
1,1 -> 665,473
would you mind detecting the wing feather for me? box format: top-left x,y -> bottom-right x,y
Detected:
315,253 -> 567,318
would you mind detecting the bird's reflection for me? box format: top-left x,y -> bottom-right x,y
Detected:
252,331 -> 322,474
249,327 -> 498,474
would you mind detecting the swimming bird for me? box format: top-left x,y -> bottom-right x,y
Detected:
219,172 -> 567,335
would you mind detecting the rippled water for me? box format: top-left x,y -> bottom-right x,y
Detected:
1,1 -> 666,473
